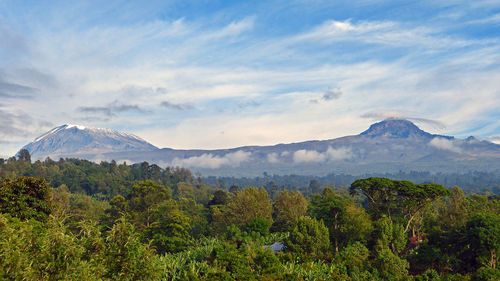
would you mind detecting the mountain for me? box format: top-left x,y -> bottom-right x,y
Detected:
18,120 -> 500,176
360,119 -> 435,138
21,124 -> 158,161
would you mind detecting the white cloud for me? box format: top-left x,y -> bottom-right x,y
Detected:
171,150 -> 251,169
361,110 -> 447,130
267,152 -> 280,163
486,136 -> 500,145
295,20 -> 394,41
289,18 -> 496,52
293,147 -> 352,163
325,147 -> 353,161
293,149 -> 326,163
429,137 -> 462,153
2,2 -> 500,157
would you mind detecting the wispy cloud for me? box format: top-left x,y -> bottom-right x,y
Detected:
78,101 -> 147,117
467,13 -> 500,24
0,0 -> 500,156
0,110 -> 31,138
202,17 -> 255,40
361,111 -> 446,130
0,76 -> 37,98
160,101 -> 194,110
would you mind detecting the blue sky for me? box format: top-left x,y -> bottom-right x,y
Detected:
1,0 -> 500,156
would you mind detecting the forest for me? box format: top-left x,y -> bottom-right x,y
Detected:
0,153 -> 499,280
205,171 -> 500,196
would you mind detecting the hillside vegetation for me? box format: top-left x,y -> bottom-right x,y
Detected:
0,155 -> 499,280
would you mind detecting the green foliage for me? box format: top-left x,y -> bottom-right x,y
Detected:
460,214 -> 500,271
104,218 -> 161,280
17,149 -> 31,163
342,204 -> 373,245
374,248 -> 411,281
0,158 -> 194,198
254,247 -> 281,276
351,177 -> 450,246
0,172 -> 497,280
372,216 -> 407,255
145,204 -> 192,254
438,187 -> 470,230
273,190 -> 308,231
415,269 -> 441,281
0,214 -> 101,280
246,217 -> 271,236
309,187 -> 351,251
209,189 -> 231,206
127,180 -> 172,230
209,242 -> 253,280
470,267 -> 500,281
101,194 -> 128,229
0,176 -> 53,221
285,216 -> 330,261
212,187 -> 273,232
157,237 -> 218,280
338,242 -> 370,272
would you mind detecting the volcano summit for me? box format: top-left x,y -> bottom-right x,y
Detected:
19,120 -> 500,176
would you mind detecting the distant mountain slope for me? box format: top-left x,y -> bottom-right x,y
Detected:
101,119 -> 500,176
18,120 -> 500,176
21,124 -> 158,160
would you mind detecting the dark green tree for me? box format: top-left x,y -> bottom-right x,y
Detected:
17,149 -> 31,163
350,177 -> 450,236
0,177 -> 53,221
460,214 -> 500,271
273,190 -> 308,231
471,267 -> 500,281
127,180 -> 172,231
213,187 -> 272,229
144,202 -> 192,254
285,216 -> 330,261
209,190 -> 231,206
309,187 -> 349,252
246,217 -> 270,236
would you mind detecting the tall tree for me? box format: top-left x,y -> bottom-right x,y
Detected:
460,214 -> 500,270
350,177 -> 450,236
273,190 -> 308,231
144,201 -> 192,254
216,187 -> 273,229
285,216 -> 330,261
309,187 -> 349,252
17,149 -> 31,163
127,180 -> 172,231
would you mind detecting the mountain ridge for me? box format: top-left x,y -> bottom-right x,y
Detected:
21,124 -> 158,160
18,119 -> 500,176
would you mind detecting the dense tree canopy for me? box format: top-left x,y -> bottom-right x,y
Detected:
0,157 -> 498,280
273,190 -> 308,231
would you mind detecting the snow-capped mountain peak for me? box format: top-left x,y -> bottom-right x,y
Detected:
22,124 -> 159,160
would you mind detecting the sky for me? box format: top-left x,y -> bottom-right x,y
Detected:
1,0 -> 500,157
